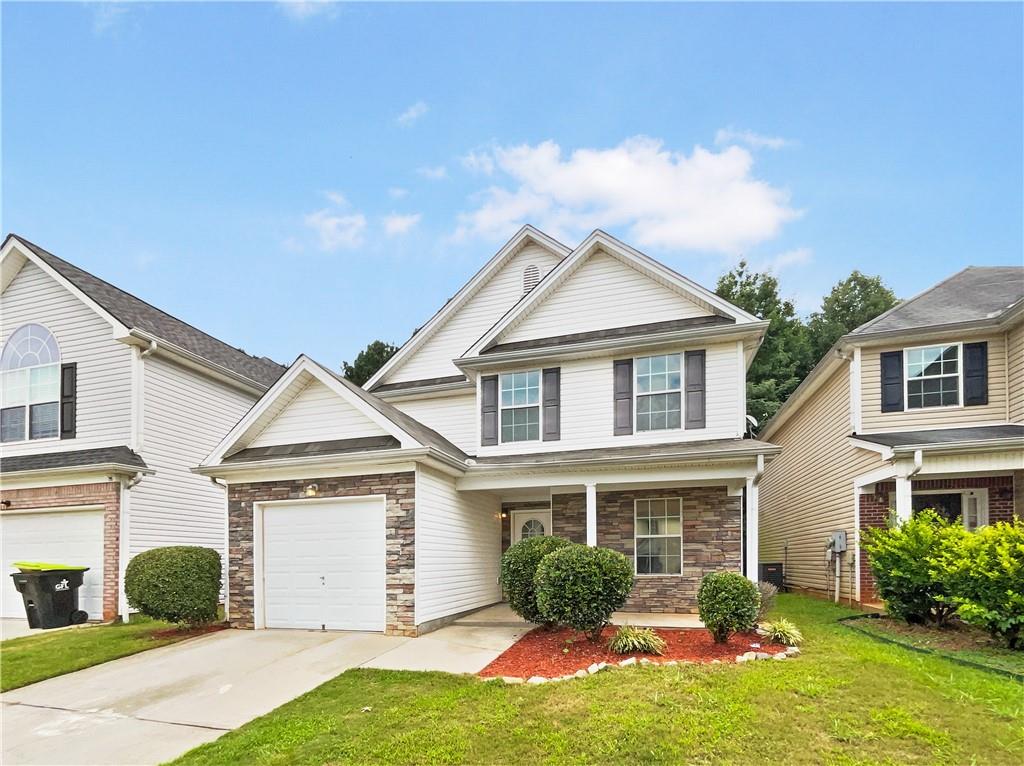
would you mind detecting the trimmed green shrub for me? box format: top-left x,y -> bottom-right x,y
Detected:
125,546 -> 221,627
756,581 -> 778,623
534,544 -> 634,640
932,521 -> 1024,648
761,618 -> 803,646
607,624 -> 667,655
499,536 -> 573,625
697,571 -> 760,643
862,509 -> 963,626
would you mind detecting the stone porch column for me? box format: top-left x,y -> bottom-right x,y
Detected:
585,482 -> 597,546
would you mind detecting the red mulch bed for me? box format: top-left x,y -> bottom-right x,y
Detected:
480,626 -> 786,678
150,623 -> 227,640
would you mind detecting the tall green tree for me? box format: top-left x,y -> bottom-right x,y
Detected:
716,262 -> 812,429
341,340 -> 399,386
807,272 -> 897,362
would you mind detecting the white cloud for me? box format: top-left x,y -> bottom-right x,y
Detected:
452,136 -> 800,254
417,165 -> 448,180
90,3 -> 131,36
383,213 -> 422,237
323,190 -> 349,207
763,247 -> 813,273
388,187 -> 409,199
714,127 -> 792,151
396,101 -> 428,127
276,1 -> 339,21
304,210 -> 367,251
461,150 -> 495,176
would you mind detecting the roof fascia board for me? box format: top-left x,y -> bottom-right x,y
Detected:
845,315 -> 1022,348
759,350 -> 846,440
466,444 -> 780,472
126,329 -> 268,395
891,439 -> 1024,455
0,463 -> 155,482
364,226 -> 570,390
375,380 -> 476,401
194,447 -> 465,481
848,437 -> 894,460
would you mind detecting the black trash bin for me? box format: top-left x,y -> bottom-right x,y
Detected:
10,563 -> 90,629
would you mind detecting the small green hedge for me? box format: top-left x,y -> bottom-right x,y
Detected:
534,544 -> 634,640
697,571 -> 759,643
125,546 -> 221,627
499,536 -> 573,625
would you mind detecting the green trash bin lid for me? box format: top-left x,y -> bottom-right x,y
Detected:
12,561 -> 90,572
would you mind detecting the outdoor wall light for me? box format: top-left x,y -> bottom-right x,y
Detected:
500,511 -> 508,519
304,483 -> 319,498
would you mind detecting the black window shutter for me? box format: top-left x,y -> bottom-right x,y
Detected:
542,367 -> 560,441
481,375 -> 499,446
60,362 -> 77,439
684,350 -> 706,429
613,359 -> 633,435
880,351 -> 903,412
963,342 -> 988,406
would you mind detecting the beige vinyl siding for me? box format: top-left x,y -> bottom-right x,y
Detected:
392,391 -> 476,453
1007,322 -> 1024,423
0,261 -> 133,456
860,333 -> 1008,432
248,379 -> 387,447
384,244 -> 562,384
500,249 -> 710,344
759,364 -> 884,601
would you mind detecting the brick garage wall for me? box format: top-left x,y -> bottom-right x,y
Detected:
859,474 -> 1018,603
551,486 -> 741,613
0,482 -> 121,621
226,472 -> 416,636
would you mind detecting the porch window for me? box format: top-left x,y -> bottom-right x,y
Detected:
500,370 -> 540,442
911,489 -> 989,531
635,354 -> 681,431
905,344 -> 960,409
635,498 -> 682,575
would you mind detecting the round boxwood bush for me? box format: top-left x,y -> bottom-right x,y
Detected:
697,571 -> 760,643
125,546 -> 221,626
534,544 -> 634,640
500,535 -> 573,624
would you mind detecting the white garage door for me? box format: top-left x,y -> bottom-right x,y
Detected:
1,510 -> 105,620
262,498 -> 386,632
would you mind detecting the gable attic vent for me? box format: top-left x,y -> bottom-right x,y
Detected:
523,264 -> 541,294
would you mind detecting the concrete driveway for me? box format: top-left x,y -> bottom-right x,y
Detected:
1,618 -> 527,766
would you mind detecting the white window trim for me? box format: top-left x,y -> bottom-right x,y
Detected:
498,369 -> 542,444
633,353 -> 683,433
888,487 -> 990,530
1,360 -> 62,444
903,342 -> 964,412
633,497 -> 684,577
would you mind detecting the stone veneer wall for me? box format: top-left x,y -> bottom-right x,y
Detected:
550,486 -> 741,613
226,472 -> 416,636
0,482 -> 121,621
500,501 -> 552,552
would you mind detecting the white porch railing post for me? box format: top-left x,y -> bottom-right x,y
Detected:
894,475 -> 913,524
745,477 -> 759,582
585,482 -> 597,546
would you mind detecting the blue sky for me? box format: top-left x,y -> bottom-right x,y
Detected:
3,1 -> 1021,369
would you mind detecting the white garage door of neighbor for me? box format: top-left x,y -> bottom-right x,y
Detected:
262,498 -> 386,632
1,510 -> 105,620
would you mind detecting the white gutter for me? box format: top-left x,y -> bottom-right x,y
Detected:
193,445 -> 468,478
0,463 -> 156,481
126,329 -> 269,395
466,445 -> 779,472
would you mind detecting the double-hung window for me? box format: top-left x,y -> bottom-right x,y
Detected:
635,498 -> 682,575
636,353 -> 681,431
1,324 -> 61,442
500,370 -> 540,442
905,344 -> 960,409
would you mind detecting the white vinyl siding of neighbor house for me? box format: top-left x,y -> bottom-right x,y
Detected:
382,244 -> 562,385
759,364 -> 885,601
248,379 -> 387,448
498,249 -> 711,344
414,465 -> 501,625
392,392 -> 477,453
859,333 -> 1009,432
1007,322 -> 1024,423
0,261 -> 132,456
476,341 -> 742,455
129,356 -> 255,558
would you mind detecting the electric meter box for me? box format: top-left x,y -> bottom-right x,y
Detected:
830,530 -> 848,553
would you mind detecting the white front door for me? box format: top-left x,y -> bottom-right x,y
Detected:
511,510 -> 552,544
262,498 -> 386,632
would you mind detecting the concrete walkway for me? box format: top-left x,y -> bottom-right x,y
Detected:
1,617 -> 526,766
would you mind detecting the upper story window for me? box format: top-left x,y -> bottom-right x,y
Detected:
500,370 -> 540,442
636,353 -> 681,431
906,344 -> 960,409
1,324 -> 61,442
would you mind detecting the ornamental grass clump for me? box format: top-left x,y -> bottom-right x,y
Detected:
756,581 -> 778,623
607,624 -> 667,655
499,536 -> 573,626
760,618 -> 803,646
697,571 -> 760,643
534,544 -> 634,640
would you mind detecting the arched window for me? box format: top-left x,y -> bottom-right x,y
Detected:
1,324 -> 61,442
522,264 -> 540,294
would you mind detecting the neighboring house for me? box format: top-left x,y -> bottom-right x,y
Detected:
0,235 -> 284,621
759,266 -> 1024,604
198,226 -> 778,636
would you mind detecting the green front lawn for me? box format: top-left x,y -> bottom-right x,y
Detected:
1,617 -> 187,691
172,595 -> 1023,765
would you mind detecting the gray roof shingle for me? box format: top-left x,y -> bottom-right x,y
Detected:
851,266 -> 1024,337
1,446 -> 148,474
7,234 -> 285,389
222,436 -> 401,464
852,424 -> 1024,449
472,438 -> 778,467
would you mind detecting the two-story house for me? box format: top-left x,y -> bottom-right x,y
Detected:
197,227 -> 778,636
759,266 -> 1024,604
0,235 -> 284,622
